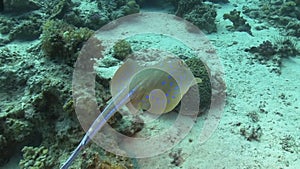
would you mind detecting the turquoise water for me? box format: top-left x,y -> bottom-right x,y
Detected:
0,0 -> 299,169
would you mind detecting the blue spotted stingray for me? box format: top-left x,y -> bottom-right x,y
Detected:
60,58 -> 199,168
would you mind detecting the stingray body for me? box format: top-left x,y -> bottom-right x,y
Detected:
112,58 -> 199,114
60,58 -> 197,169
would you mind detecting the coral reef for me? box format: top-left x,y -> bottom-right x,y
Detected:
0,116 -> 34,165
170,0 -> 217,33
0,16 -> 14,35
109,112 -> 144,136
183,4 -> 217,33
0,1 -> 204,168
172,0 -> 217,33
63,0 -> 109,30
0,45 -> 77,167
279,1 -> 300,19
46,0 -> 140,33
0,8 -> 44,43
184,57 -> 211,111
1,0 -> 40,13
244,0 -> 300,37
49,0 -> 73,19
175,0 -> 203,17
113,39 -> 133,60
276,38 -> 299,58
41,19 -> 94,63
0,48 -> 37,165
97,0 -> 140,21
9,19 -> 42,41
286,21 -> 300,37
19,146 -> 53,169
245,39 -> 299,74
0,48 -> 29,91
246,41 -> 277,58
123,0 -> 140,15
0,0 -> 299,168
223,9 -> 253,35
70,145 -> 137,169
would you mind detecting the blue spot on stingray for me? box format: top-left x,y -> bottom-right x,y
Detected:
168,75 -> 172,79
145,95 -> 149,99
165,93 -> 169,97
172,95 -> 176,99
161,81 -> 166,85
169,82 -> 173,86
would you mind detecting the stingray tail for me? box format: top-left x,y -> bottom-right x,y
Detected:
60,84 -> 140,169
60,134 -> 89,169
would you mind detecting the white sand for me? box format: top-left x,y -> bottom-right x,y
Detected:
135,1 -> 300,169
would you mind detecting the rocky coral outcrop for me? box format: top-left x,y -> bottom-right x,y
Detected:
1,0 -> 40,13
19,146 -> 53,169
173,0 -> 217,33
223,9 -> 252,35
245,39 -> 299,74
244,0 -> 300,37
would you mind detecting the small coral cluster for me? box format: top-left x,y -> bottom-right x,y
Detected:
173,0 -> 217,33
0,117 -> 33,165
240,124 -> 262,141
280,135 -> 299,153
0,13 -> 43,44
41,19 -> 94,62
185,57 -> 211,111
19,146 -> 53,169
113,39 -> 132,60
235,111 -> 263,142
245,39 -> 299,74
223,9 -> 252,35
1,0 -> 40,12
9,19 -> 42,41
169,149 -> 184,167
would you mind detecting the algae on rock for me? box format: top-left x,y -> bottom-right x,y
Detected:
2,0 -> 40,13
113,39 -> 133,60
19,146 -> 53,169
223,9 -> 253,35
41,19 -> 94,63
173,0 -> 217,33
183,4 -> 217,33
185,57 -> 211,110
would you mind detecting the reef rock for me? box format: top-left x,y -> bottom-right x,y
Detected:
2,0 -> 40,13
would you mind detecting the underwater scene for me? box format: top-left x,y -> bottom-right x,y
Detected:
0,0 -> 299,169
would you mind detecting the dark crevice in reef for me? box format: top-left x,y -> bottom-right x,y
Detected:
0,0 -> 4,12
139,0 -> 172,9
